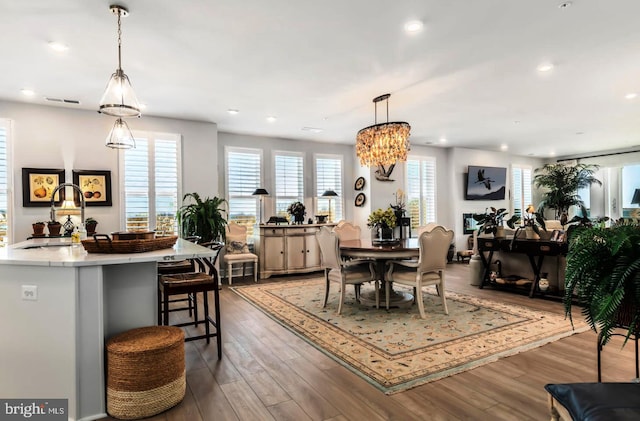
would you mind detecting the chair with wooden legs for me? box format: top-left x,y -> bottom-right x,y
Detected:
223,222 -> 258,285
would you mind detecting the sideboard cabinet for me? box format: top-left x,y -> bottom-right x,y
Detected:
256,224 -> 335,279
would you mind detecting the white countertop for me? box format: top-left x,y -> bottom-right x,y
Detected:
0,237 -> 216,267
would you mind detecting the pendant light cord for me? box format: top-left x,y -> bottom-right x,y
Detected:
117,10 -> 123,71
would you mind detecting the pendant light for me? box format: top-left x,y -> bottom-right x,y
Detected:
105,118 -> 136,149
99,5 -> 141,118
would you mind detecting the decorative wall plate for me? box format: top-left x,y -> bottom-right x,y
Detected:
355,192 -> 366,207
354,176 -> 365,191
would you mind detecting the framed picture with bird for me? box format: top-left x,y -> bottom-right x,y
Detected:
465,165 -> 507,200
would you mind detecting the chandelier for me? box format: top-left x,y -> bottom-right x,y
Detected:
99,5 -> 141,118
356,94 -> 410,167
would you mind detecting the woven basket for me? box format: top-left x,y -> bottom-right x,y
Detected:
106,326 -> 185,420
82,235 -> 177,254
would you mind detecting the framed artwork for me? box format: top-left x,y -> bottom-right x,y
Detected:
73,170 -> 112,207
463,213 -> 478,234
355,192 -> 366,207
354,176 -> 366,191
22,168 -> 65,207
550,229 -> 566,243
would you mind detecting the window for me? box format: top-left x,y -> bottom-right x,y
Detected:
274,152 -> 304,216
622,164 -> 640,217
120,132 -> 181,234
511,166 -> 532,218
0,120 -> 9,246
226,148 -> 262,233
406,157 -> 436,233
315,155 -> 343,222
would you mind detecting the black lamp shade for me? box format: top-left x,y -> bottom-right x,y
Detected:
632,189 -> 640,205
252,188 -> 269,196
321,190 -> 338,197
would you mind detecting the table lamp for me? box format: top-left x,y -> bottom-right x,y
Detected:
252,188 -> 269,224
632,189 -> 640,206
58,200 -> 81,235
321,190 -> 338,222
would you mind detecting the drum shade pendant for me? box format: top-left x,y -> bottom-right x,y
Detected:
356,94 -> 410,167
105,118 -> 136,149
99,5 -> 141,118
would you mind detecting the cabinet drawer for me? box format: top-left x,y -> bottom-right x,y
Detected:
287,227 -> 319,236
263,228 -> 285,236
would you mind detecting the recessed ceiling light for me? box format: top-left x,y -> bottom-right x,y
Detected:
500,144 -> 508,151
404,20 -> 424,34
301,127 -> 323,133
537,63 -> 554,72
625,93 -> 637,100
139,103 -> 147,110
549,151 -> 556,157
48,41 -> 69,52
21,89 -> 35,96
266,116 -> 277,123
227,109 -> 239,115
439,137 -> 447,144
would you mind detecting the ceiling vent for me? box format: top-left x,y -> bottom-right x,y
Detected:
45,97 -> 80,105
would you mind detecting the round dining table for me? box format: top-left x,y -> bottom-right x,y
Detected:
340,238 -> 419,308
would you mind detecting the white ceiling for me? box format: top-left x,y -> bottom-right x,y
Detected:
2,0 -> 640,157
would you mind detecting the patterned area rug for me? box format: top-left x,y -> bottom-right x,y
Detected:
231,279 -> 587,394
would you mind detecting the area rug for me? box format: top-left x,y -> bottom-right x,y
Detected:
231,279 -> 588,394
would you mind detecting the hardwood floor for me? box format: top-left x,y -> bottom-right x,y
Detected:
101,263 -> 637,421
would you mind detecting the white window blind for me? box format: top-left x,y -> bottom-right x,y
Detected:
121,133 -> 181,234
226,148 -> 262,233
406,157 -> 436,233
315,155 -> 343,222
0,122 -> 9,246
511,166 -> 532,217
274,152 -> 304,216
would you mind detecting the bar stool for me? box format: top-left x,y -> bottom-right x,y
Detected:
157,251 -> 222,358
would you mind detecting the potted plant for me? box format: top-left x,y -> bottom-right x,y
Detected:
367,207 -> 397,240
511,204 -> 547,240
85,217 -> 98,236
47,220 -> 62,236
472,207 -> 519,237
564,222 -> 640,346
533,162 -> 602,220
287,201 -> 306,224
177,193 -> 228,242
32,221 -> 46,236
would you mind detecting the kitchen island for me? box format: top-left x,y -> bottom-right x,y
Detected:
0,238 -> 216,421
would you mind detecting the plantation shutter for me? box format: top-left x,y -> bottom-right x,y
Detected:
227,148 -> 261,233
154,139 -> 179,235
0,123 -> 8,246
274,153 -> 304,216
512,166 -> 532,217
124,138 -> 150,231
315,155 -> 343,221
406,157 -> 437,234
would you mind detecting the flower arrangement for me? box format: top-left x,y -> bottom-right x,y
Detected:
390,189 -> 406,214
287,201 -> 306,222
367,207 -> 397,229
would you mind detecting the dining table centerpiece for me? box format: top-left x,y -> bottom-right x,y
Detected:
367,207 -> 397,241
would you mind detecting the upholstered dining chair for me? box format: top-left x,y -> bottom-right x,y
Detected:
223,222 -> 258,285
316,226 -> 378,314
385,226 -> 454,318
416,223 -> 440,236
332,221 -> 361,241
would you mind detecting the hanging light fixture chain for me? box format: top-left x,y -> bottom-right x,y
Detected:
116,9 -> 122,70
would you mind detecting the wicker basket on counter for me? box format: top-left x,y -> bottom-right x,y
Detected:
82,234 -> 178,254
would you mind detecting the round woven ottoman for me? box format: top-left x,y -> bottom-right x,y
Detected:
106,326 -> 185,420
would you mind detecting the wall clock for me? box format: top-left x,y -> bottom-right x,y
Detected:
355,192 -> 366,207
354,176 -> 365,191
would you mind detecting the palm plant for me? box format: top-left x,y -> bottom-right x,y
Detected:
177,193 -> 228,242
564,223 -> 640,346
533,163 -> 601,220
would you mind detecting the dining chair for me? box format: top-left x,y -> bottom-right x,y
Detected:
223,222 -> 258,285
385,226 -> 454,318
316,226 -> 378,314
416,223 -> 440,236
333,221 -> 361,241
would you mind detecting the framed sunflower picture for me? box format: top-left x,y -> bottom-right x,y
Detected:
22,168 -> 65,207
73,170 -> 112,207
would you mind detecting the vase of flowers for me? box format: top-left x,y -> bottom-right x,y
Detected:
287,201 -> 306,224
390,188 -> 406,223
367,208 -> 397,240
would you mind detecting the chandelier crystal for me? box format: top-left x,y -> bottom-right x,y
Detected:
99,5 -> 141,118
356,94 -> 410,167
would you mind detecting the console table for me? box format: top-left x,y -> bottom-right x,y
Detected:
476,237 -> 568,298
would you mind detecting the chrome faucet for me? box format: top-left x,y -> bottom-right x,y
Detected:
50,183 -> 86,227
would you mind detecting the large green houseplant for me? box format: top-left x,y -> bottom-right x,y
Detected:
533,163 -> 601,220
564,222 -> 640,346
177,193 -> 228,242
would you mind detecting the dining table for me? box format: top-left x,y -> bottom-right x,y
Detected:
340,237 -> 420,308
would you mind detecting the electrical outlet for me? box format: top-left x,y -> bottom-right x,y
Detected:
21,285 -> 37,301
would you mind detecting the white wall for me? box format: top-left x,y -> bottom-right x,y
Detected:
0,100 -> 218,243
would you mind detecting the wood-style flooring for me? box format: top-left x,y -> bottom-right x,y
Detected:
101,263 -> 638,421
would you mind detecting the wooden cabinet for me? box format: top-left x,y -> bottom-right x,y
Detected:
256,224 -> 335,279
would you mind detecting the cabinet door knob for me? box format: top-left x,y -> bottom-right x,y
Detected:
280,251 -> 283,254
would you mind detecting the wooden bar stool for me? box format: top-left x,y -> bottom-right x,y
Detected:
157,254 -> 222,358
